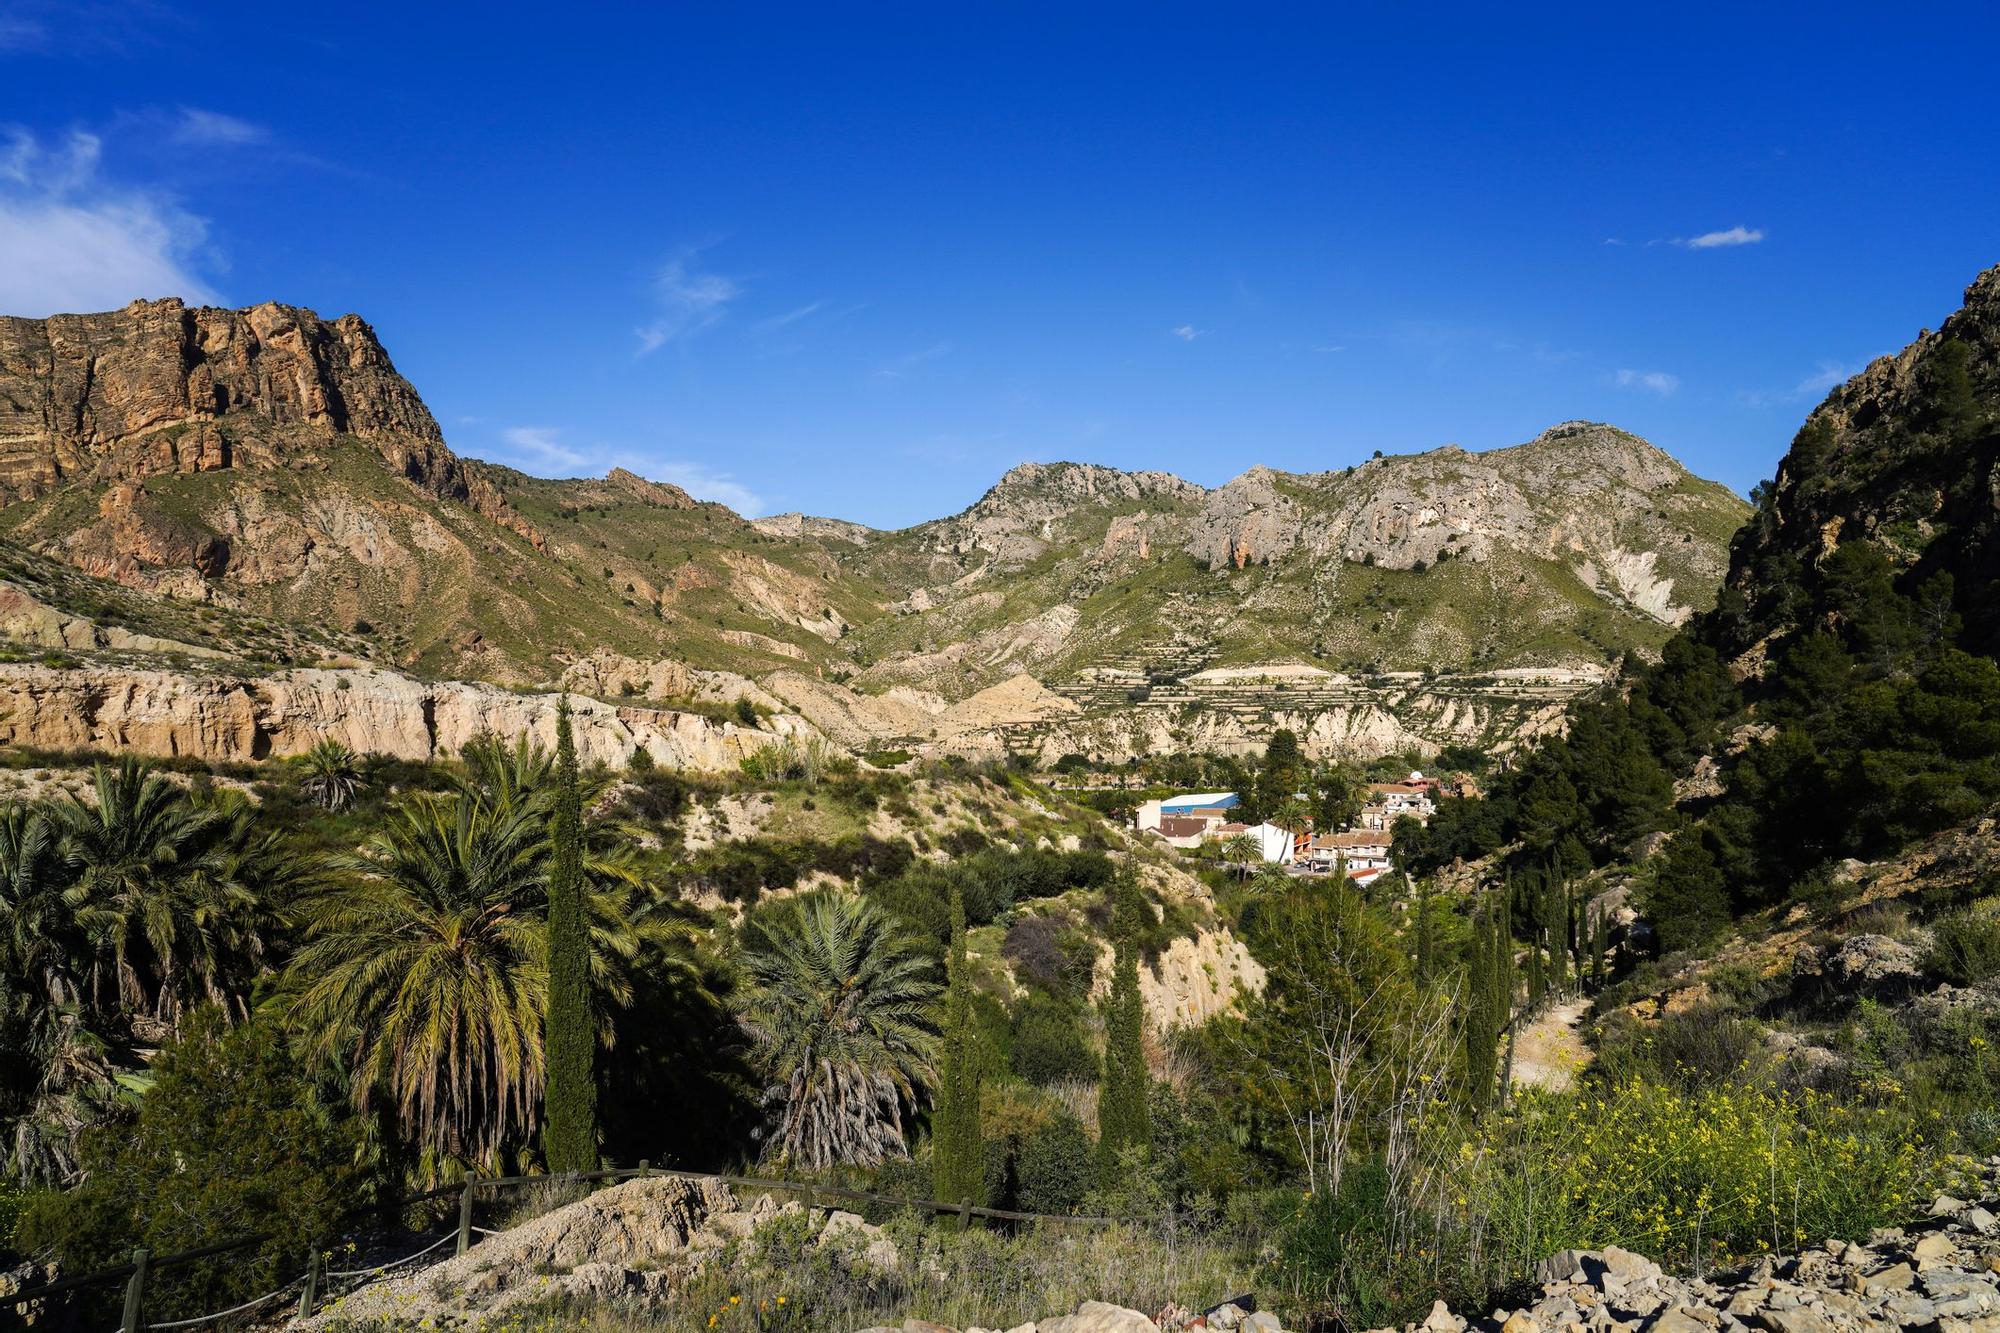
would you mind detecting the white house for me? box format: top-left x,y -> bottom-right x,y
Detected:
1211,820 -> 1296,864
1135,791 -> 1239,833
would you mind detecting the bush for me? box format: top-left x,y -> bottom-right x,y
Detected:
18,1010 -> 368,1322
1454,1079 -> 1940,1278
1926,905 -> 2000,985
1003,914 -> 1099,1001
1012,995 -> 1098,1085
1273,1160 -> 1471,1332
1594,1005 -> 1767,1092
1013,1110 -> 1096,1215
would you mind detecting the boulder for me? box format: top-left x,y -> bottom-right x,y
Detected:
1822,934 -> 1925,996
1037,1301 -> 1162,1333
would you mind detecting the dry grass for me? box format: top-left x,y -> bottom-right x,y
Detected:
384,1211 -> 1257,1333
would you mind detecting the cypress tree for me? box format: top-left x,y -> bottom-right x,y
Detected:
543,696 -> 598,1173
1414,877 -> 1435,986
1462,899 -> 1500,1112
1098,868 -> 1151,1184
932,885 -> 984,1204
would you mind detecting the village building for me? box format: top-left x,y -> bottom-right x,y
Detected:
1209,820 -> 1296,864
1302,829 -> 1394,876
1135,791 -> 1239,833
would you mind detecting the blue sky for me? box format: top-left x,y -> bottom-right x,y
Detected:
3,3 -> 1996,526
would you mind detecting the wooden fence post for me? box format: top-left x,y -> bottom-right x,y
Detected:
803,1181 -> 817,1214
299,1247 -> 323,1319
957,1200 -> 972,1232
637,1159 -> 650,1177
456,1182 -> 477,1256
119,1247 -> 150,1333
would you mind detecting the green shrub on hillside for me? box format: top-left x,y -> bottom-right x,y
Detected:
1456,1079 -> 1937,1276
1011,994 -> 1097,1084
18,1010 -> 369,1322
1926,905 -> 2000,985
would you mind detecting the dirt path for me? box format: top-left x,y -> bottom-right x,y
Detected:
1509,995 -> 1593,1092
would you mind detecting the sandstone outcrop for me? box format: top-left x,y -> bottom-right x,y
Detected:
0,663 -> 808,771
0,297 -> 541,562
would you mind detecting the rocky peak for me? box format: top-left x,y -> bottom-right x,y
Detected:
0,297 -> 450,500
1715,262 -> 2000,655
602,468 -> 698,508
927,461 -> 1206,564
750,512 -> 876,544
0,297 -> 544,572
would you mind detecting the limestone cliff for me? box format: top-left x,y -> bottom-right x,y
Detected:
0,662 -> 809,771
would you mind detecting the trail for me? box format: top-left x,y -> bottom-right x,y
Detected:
1509,995 -> 1592,1092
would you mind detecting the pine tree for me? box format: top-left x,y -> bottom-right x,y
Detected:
543,696 -> 598,1173
931,885 -> 984,1204
1098,869 -> 1151,1184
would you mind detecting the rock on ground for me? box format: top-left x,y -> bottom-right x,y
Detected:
296,1177 -> 900,1329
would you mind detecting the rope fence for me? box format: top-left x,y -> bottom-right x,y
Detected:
3,1161 -> 1136,1332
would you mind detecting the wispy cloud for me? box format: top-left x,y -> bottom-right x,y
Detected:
634,246 -> 741,355
875,341 -> 951,380
753,300 -> 825,333
1312,345 -> 1346,353
169,108 -> 267,148
497,426 -> 587,471
1737,359 -> 1866,408
1615,368 -> 1680,396
491,426 -> 768,516
643,461 -> 766,516
0,128 -> 220,316
1676,225 -> 1765,249
0,14 -> 45,49
1170,324 -> 1201,341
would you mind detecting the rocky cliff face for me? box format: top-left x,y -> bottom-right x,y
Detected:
0,298 -> 542,583
0,661 -> 809,771
1716,263 -> 2000,657
0,298 -> 443,496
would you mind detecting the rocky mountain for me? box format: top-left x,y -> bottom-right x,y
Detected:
841,425 -> 1746,697
1712,263 -> 2000,660
0,297 -> 1754,766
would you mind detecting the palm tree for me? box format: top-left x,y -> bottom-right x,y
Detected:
53,759 -> 240,1025
737,893 -> 938,1170
297,739 -> 364,812
0,804 -> 82,1008
1220,831 -> 1261,880
287,794 -> 548,1175
285,792 -> 659,1178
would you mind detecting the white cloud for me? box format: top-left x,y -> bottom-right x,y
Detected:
1170,324 -> 1201,341
497,426 -> 588,471
1615,368 -> 1680,396
634,247 -> 741,355
170,108 -> 267,148
753,300 -> 825,333
644,461 -> 766,516
0,129 -> 219,316
1678,225 -> 1765,249
0,15 -> 45,50
1737,359 -> 1866,408
875,341 -> 951,380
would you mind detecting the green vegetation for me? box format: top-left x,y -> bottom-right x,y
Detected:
1096,869 -> 1151,1185
930,886 -> 984,1204
543,697 -> 599,1173
737,894 -> 939,1169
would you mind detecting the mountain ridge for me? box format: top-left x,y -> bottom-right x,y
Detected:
0,296 -> 1753,763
